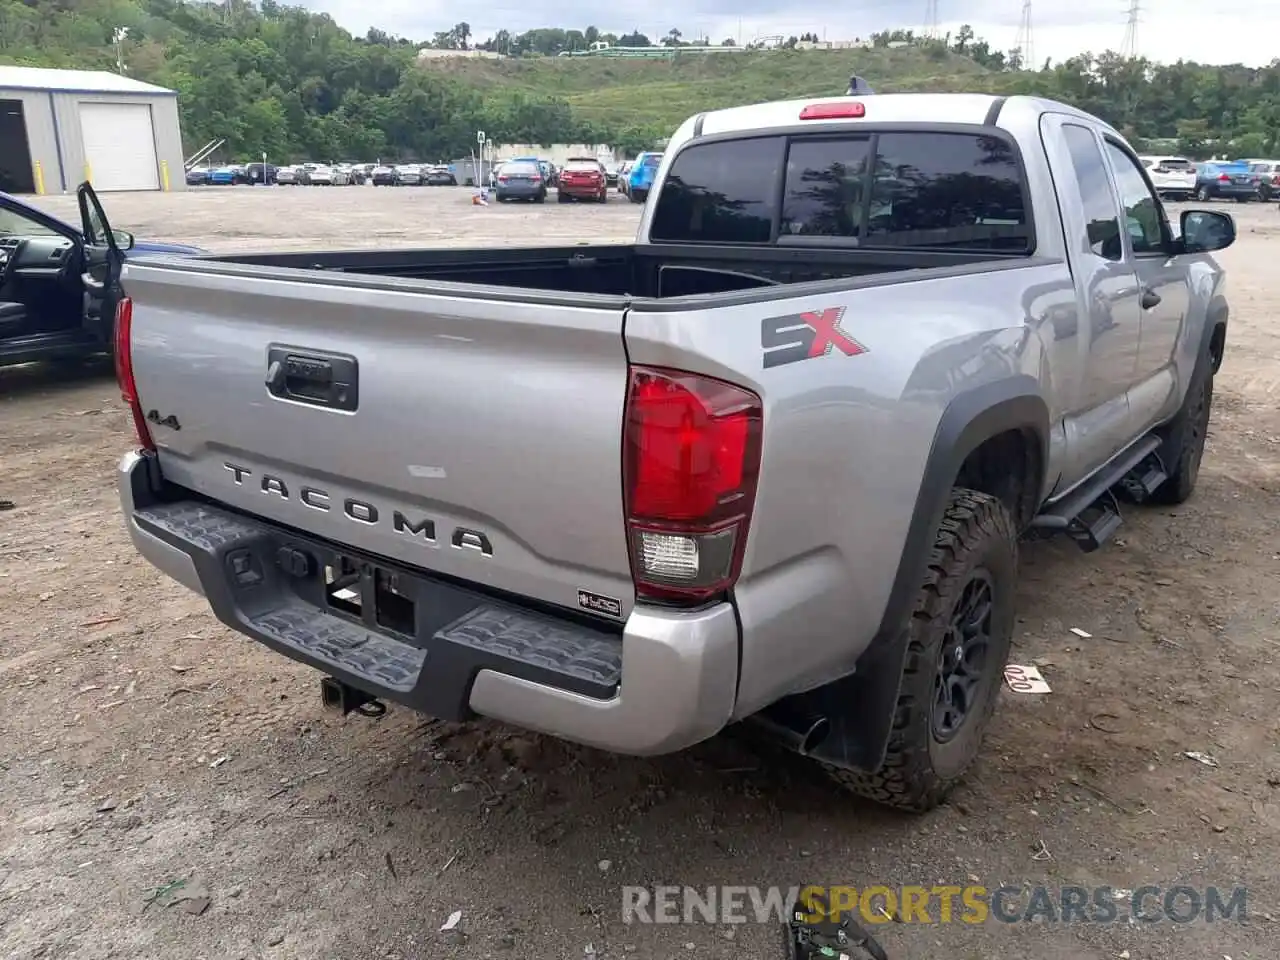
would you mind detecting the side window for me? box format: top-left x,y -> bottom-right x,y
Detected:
649,137 -> 784,244
867,132 -> 1030,251
780,137 -> 873,237
1061,124 -> 1122,261
1104,140 -> 1167,255
780,132 -> 1031,250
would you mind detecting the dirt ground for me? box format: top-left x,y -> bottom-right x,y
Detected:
1,186 -> 1277,960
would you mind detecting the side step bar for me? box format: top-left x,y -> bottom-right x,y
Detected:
1031,435 -> 1166,552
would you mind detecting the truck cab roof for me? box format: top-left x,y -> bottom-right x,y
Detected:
677,92 -> 1120,142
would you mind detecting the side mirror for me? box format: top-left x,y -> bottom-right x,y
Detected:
112,229 -> 136,251
1180,210 -> 1235,254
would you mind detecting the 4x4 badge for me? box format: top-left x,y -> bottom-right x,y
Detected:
760,306 -> 867,369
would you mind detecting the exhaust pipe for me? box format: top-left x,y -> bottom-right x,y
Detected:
746,703 -> 831,755
320,677 -> 385,718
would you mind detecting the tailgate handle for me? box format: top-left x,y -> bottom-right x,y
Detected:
266,345 -> 359,412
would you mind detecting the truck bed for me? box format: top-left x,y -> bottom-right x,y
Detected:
201,243 -> 1024,300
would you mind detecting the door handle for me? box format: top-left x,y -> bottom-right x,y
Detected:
1140,288 -> 1161,309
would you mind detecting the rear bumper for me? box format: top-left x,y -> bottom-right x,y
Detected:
559,183 -> 605,197
119,452 -> 739,755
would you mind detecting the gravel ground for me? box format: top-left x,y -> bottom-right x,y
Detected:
1,185 -> 1278,960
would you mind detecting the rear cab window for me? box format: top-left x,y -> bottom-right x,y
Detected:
649,128 -> 1033,253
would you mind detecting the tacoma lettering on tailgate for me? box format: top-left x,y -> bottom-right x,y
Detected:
222,462 -> 474,549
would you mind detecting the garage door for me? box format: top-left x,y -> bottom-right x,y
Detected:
79,102 -> 160,192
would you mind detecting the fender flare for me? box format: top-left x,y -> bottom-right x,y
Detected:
773,376 -> 1050,773
1202,297 -> 1228,375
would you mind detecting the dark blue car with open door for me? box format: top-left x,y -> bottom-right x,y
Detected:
0,184 -> 202,368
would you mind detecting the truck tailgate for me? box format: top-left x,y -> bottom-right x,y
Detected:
122,261 -> 636,619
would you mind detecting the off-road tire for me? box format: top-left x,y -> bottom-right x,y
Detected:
1150,361 -> 1213,505
825,488 -> 1018,813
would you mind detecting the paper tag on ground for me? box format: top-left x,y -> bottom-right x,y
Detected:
1003,664 -> 1051,694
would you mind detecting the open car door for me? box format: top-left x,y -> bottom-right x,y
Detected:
76,181 -> 129,346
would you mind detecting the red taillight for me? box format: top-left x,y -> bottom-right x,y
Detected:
530,174 -> 542,182
1218,173 -> 1231,181
498,175 -> 509,182
623,366 -> 763,603
114,297 -> 154,452
800,101 -> 865,120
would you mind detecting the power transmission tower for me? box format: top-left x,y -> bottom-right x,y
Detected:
1013,0 -> 1034,70
923,0 -> 940,39
1121,0 -> 1140,58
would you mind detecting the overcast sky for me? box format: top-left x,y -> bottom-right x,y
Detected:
302,0 -> 1275,67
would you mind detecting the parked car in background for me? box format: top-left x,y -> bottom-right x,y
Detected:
603,162 -> 620,186
279,165 -> 312,186
1244,160 -> 1280,200
557,157 -> 608,203
308,164 -> 335,186
626,152 -> 663,203
185,166 -> 210,186
208,165 -> 247,186
1194,160 -> 1255,201
396,164 -> 424,187
1140,155 -> 1195,201
244,162 -> 278,185
493,160 -> 547,202
424,165 -> 457,186
335,163 -> 361,185
371,165 -> 397,186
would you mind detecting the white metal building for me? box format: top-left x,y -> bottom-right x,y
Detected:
0,66 -> 186,195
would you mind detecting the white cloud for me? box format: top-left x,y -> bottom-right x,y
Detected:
303,0 -> 1277,67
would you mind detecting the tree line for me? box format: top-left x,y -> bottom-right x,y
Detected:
1,0 -> 1277,161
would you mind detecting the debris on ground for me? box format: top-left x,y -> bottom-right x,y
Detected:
440,909 -> 462,932
1184,751 -> 1220,768
1004,664 -> 1052,694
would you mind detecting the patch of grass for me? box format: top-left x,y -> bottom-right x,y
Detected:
421,48 -> 1009,131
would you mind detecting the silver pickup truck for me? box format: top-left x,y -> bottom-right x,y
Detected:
92,90 -> 1234,813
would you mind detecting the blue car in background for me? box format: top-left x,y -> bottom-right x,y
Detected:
1194,161 -> 1256,202
0,186 -> 204,367
627,152 -> 664,204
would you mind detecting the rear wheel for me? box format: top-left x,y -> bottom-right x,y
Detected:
825,489 -> 1018,813
1196,185 -> 1213,201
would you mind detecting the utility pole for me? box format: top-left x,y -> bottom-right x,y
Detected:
923,0 -> 940,39
1121,0 -> 1140,58
113,27 -> 129,74
1013,0 -> 1034,70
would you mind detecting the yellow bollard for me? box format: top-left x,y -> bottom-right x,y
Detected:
84,163 -> 92,184
33,161 -> 45,195
160,160 -> 170,191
